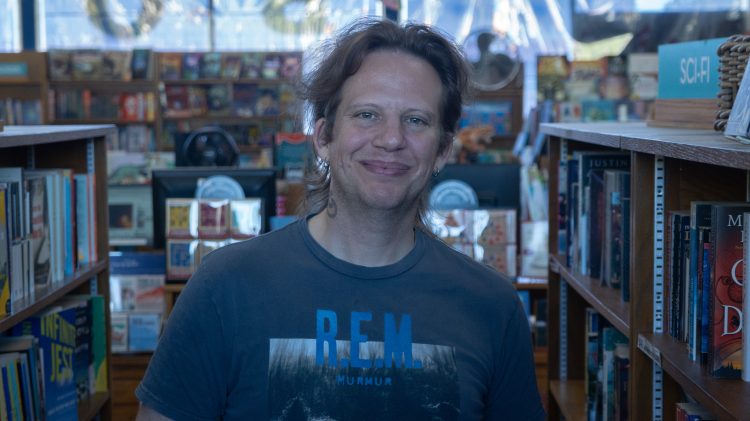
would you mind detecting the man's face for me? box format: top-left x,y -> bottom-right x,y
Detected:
315,50 -> 448,214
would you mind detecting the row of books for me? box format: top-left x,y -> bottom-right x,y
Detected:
427,208 -> 518,277
167,238 -> 245,281
557,151 -> 631,302
110,252 -> 165,353
665,202 -> 750,380
159,51 -> 302,81
0,99 -> 42,125
48,49 -> 153,81
166,198 -> 263,240
1,294 -> 108,420
109,125 -> 156,153
0,168 -> 98,317
49,89 -> 157,122
585,308 -> 630,421
537,53 -> 658,103
163,83 -> 295,119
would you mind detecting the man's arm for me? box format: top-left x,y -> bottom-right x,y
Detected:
136,403 -> 174,421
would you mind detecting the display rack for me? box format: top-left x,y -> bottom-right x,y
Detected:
543,121 -> 750,421
0,52 -> 48,124
0,124 -> 116,420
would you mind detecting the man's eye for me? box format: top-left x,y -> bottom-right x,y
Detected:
356,111 -> 376,120
406,116 -> 428,126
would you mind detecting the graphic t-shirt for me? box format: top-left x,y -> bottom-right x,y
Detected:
136,218 -> 545,420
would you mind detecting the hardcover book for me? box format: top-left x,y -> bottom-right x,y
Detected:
159,53 -> 182,80
707,204 -> 750,378
182,53 -> 203,80
198,199 -> 230,238
12,306 -> 78,420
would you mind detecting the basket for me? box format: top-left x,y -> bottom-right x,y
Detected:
714,34 -> 750,131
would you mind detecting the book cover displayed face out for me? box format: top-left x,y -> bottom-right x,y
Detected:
724,56 -> 750,143
709,204 -> 750,378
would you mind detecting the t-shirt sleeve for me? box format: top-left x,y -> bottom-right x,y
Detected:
486,299 -> 546,420
135,266 -> 231,420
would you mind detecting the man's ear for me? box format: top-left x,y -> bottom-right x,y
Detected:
313,118 -> 329,162
434,137 -> 454,173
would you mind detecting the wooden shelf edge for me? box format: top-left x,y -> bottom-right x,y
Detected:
78,391 -> 110,421
550,254 -> 630,338
0,260 -> 108,332
638,332 -> 750,421
549,379 -> 586,421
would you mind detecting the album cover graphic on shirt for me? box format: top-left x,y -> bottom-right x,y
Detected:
268,310 -> 461,420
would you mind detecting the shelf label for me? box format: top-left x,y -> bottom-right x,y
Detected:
657,38 -> 725,99
0,62 -> 28,78
638,334 -> 662,367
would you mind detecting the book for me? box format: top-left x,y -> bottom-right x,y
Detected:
603,170 -> 630,289
708,203 -> 750,378
200,52 -> 223,79
12,306 -> 78,420
198,199 -> 230,238
47,50 -> 72,81
166,199 -> 198,238
232,84 -> 258,117
89,295 -> 107,393
585,308 -> 601,420
537,55 -> 569,102
166,239 -> 197,280
0,184 -> 10,317
724,54 -> 750,143
262,53 -> 282,79
56,296 -> 91,401
182,53 -> 203,80
101,50 -> 132,81
159,53 -> 182,80
255,86 -> 280,116
206,84 -> 232,116
23,174 -> 51,293
240,52 -> 264,79
0,336 -> 43,421
163,85 -> 192,118
744,212 -> 750,381
613,343 -> 629,421
602,327 -> 628,421
131,49 -> 153,80
279,52 -> 302,79
128,313 -> 161,352
110,313 -> 128,353
70,50 -> 102,80
574,151 -> 630,277
229,199 -> 263,238
221,53 -> 243,79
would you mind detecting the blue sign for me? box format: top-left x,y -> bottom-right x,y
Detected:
658,37 -> 726,99
0,62 -> 28,78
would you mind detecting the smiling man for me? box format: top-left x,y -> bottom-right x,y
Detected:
136,18 -> 545,421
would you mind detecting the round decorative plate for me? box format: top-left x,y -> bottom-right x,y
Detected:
195,175 -> 246,199
429,180 -> 479,210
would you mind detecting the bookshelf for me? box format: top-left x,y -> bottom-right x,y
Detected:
0,52 -> 48,124
0,124 -> 115,420
155,51 -> 302,153
542,121 -> 750,421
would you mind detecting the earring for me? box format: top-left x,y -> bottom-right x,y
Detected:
432,169 -> 440,177
319,158 -> 330,171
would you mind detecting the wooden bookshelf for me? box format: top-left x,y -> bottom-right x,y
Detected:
543,121 -> 750,421
0,124 -> 116,420
0,52 -> 48,123
549,380 -> 586,421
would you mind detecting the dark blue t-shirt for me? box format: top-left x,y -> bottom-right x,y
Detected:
136,218 -> 545,420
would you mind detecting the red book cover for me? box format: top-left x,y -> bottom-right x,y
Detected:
708,204 -> 750,378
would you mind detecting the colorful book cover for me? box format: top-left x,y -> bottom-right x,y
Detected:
159,53 -> 182,81
12,306 -> 78,420
537,55 -> 569,102
206,84 -> 232,116
131,49 -> 152,80
240,52 -> 263,79
24,175 -> 51,292
232,84 -> 258,117
181,53 -> 202,80
57,296 -> 91,401
262,53 -> 282,79
166,198 -> 198,238
166,239 -> 197,280
128,313 -> 161,352
708,204 -> 750,378
279,52 -> 302,80
198,199 -> 230,238
200,52 -> 222,79
221,53 -> 242,79
602,326 -> 628,421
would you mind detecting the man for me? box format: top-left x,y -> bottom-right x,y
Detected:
137,17 -> 545,420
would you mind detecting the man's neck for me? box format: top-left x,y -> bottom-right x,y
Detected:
308,206 -> 418,267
